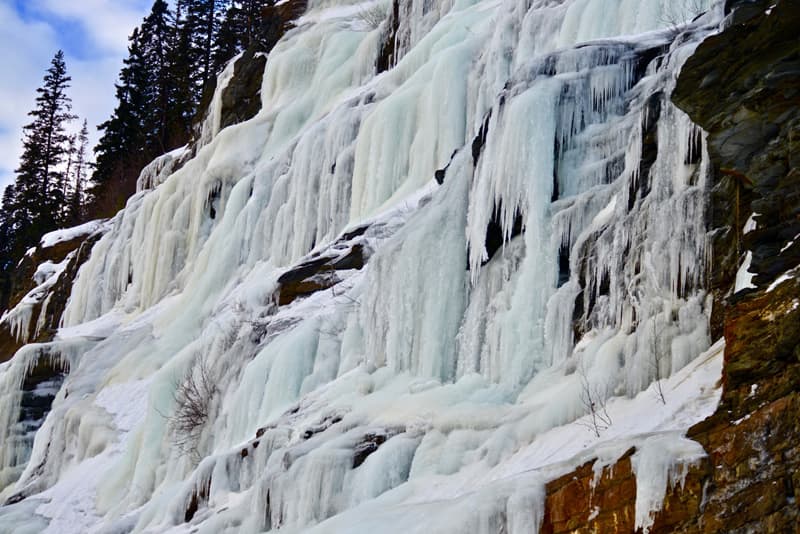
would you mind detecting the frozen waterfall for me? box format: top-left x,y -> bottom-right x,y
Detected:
0,0 -> 726,532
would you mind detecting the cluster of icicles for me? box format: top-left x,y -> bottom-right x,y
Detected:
0,0 -> 724,532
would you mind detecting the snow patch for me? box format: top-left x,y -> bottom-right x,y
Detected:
40,220 -> 106,249
734,251 -> 756,293
767,270 -> 796,292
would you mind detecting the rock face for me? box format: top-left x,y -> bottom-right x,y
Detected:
539,1 -> 800,531
541,451 -> 638,534
376,0 -> 401,73
674,0 -> 800,308
0,230 -> 103,364
541,448 -> 710,534
682,276 -> 800,533
219,48 -> 268,132
672,1 -> 800,529
276,229 -> 368,306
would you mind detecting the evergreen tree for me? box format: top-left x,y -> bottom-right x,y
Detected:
67,120 -> 90,224
0,185 -> 18,308
86,0 -> 289,220
0,185 -> 19,263
212,2 -> 243,73
90,1 -> 192,216
213,1 -> 276,72
90,26 -> 150,214
168,1 -> 196,137
178,0 -> 225,103
62,132 -> 77,219
0,51 -> 75,307
140,0 -> 179,156
13,50 -> 76,242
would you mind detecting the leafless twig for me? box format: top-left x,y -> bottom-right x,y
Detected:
167,355 -> 218,462
577,365 -> 613,437
650,316 -> 667,405
331,285 -> 360,307
356,3 -> 388,29
659,0 -> 706,36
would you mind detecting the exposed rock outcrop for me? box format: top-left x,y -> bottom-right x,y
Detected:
0,228 -> 104,364
219,47 -> 268,132
541,448 -> 710,534
672,1 -> 800,527
193,0 -> 309,148
539,1 -> 800,530
276,230 -> 369,306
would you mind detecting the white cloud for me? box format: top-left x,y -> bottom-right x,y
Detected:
31,0 -> 149,54
0,2 -> 59,191
0,0 -> 152,196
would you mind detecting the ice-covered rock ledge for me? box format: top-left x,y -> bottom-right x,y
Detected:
0,221 -> 109,361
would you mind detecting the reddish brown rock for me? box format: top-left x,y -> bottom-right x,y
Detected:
276,243 -> 366,306
538,2 -> 800,531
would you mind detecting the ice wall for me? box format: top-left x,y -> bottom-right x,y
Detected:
0,0 -> 725,532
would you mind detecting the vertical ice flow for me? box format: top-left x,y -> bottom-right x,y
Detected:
0,0 -> 726,532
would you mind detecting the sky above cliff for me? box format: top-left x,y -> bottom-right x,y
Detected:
0,0 -> 154,196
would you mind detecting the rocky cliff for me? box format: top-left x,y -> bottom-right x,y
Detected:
539,1 -> 800,531
0,1 -> 797,532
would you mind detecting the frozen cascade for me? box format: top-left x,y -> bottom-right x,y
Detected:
0,254 -> 74,345
0,0 -> 726,532
0,342 -> 75,497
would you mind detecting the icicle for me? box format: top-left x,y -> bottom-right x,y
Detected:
631,434 -> 706,533
0,1 -> 729,532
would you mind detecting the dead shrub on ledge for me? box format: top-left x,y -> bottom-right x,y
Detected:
168,355 -> 219,461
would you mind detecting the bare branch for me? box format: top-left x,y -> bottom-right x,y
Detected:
650,316 -> 667,405
356,3 -> 388,30
167,355 -> 219,462
659,0 -> 707,36
331,285 -> 360,307
577,364 -> 612,437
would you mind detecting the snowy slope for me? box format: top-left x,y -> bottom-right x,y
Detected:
0,0 -> 727,532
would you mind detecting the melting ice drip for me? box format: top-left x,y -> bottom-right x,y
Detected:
0,0 -> 723,532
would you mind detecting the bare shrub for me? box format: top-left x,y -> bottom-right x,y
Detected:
357,3 -> 388,30
577,365 -> 613,438
168,355 -> 219,461
660,0 -> 707,35
650,317 -> 668,405
330,284 -> 360,308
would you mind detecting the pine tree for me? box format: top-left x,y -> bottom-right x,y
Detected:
0,51 -> 75,308
0,185 -> 18,309
167,1 -> 195,138
90,0 -> 196,216
90,26 -> 151,214
0,185 -> 19,264
62,133 -> 77,220
13,50 -> 76,242
178,0 -> 225,103
67,120 -> 90,224
212,2 -> 244,73
213,1 -> 276,72
139,0 -> 175,157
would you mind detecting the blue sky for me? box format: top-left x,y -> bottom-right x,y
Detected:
0,0 -> 155,194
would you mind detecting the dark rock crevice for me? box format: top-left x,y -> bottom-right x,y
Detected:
376,0 -> 401,74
